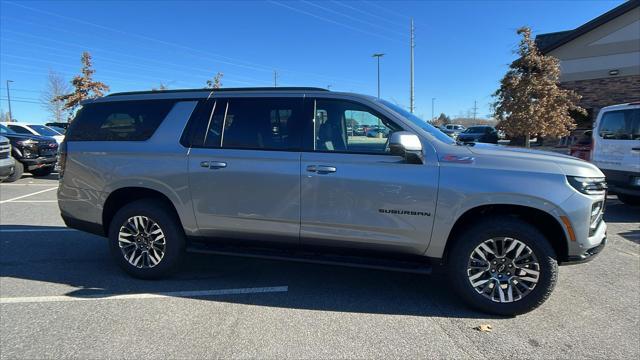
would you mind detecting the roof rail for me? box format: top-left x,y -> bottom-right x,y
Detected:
107,87 -> 330,97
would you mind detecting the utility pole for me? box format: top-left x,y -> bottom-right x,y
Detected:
6,80 -> 13,122
409,19 -> 415,113
431,98 -> 435,122
273,70 -> 278,87
372,53 -> 384,98
472,100 -> 478,121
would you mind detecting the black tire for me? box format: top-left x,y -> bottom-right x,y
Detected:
447,216 -> 558,316
30,167 -> 53,177
108,199 -> 185,279
617,194 -> 640,206
4,160 -> 23,183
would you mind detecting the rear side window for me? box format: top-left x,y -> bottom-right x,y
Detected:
67,100 -> 176,141
183,97 -> 304,151
598,109 -> 640,140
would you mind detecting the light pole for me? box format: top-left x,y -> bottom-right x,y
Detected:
431,97 -> 435,122
6,80 -> 14,122
372,53 -> 384,98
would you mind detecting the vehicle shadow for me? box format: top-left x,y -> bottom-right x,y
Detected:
0,225 -> 500,320
605,197 -> 640,224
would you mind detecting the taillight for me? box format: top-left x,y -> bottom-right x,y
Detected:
58,140 -> 67,178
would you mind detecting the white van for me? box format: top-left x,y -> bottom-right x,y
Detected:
591,102 -> 640,205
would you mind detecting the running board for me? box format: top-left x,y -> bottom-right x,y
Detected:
187,242 -> 432,275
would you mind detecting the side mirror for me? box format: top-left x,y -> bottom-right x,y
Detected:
388,131 -> 424,164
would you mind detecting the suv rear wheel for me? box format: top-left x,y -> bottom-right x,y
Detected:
108,199 -> 185,279
448,216 -> 558,315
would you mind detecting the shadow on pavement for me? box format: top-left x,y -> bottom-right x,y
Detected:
0,225 -> 499,320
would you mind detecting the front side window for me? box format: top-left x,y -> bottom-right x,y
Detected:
67,100 -> 177,141
313,99 -> 402,154
598,109 -> 640,140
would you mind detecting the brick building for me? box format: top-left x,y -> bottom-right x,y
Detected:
535,0 -> 639,128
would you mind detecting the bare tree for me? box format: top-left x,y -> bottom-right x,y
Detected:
152,82 -> 169,91
41,70 -> 71,123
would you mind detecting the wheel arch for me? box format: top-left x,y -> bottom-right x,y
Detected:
439,204 -> 569,264
102,187 -> 183,236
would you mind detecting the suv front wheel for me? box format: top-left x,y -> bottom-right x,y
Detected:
448,217 -> 558,315
108,199 -> 185,279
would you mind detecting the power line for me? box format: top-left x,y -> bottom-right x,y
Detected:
268,0 -> 402,44
2,3 -> 368,86
330,0 -> 407,28
300,0 -> 407,38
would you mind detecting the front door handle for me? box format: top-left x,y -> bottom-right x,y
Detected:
307,165 -> 336,174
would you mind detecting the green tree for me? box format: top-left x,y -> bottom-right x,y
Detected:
493,27 -> 585,147
436,113 -> 451,126
56,51 -> 110,120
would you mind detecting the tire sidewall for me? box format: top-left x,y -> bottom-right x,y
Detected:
449,218 -> 558,315
108,199 -> 185,279
5,160 -> 23,183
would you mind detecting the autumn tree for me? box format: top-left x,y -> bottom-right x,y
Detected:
205,72 -> 223,89
56,51 -> 110,119
493,27 -> 584,147
41,70 -> 71,123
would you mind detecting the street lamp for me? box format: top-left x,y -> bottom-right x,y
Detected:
6,80 -> 14,122
372,53 -> 384,98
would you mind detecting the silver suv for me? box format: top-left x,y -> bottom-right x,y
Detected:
58,88 -> 607,315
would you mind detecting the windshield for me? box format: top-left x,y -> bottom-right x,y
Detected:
379,100 -> 455,144
48,125 -> 67,134
28,125 -> 61,136
0,124 -> 16,135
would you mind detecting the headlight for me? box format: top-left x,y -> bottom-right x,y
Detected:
16,139 -> 37,146
567,176 -> 607,195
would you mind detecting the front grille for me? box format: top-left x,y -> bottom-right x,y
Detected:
0,151 -> 8,159
38,142 -> 58,157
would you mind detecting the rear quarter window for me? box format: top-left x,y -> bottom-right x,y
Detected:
67,100 -> 176,141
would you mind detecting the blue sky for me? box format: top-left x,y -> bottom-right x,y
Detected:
0,0 -> 625,124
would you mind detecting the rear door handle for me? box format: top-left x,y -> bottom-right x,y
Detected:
632,147 -> 640,151
209,161 -> 227,169
200,161 -> 227,169
307,165 -> 336,174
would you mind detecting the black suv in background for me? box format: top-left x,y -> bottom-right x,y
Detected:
0,124 -> 58,182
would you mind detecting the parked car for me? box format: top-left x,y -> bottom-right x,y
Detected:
457,126 -> 500,144
366,126 -> 390,138
441,124 -> 466,139
46,125 -> 67,135
0,124 -> 59,181
0,135 -> 16,182
59,87 -> 607,315
353,126 -> 365,136
591,102 -> 640,205
0,122 -> 65,145
45,122 -> 70,132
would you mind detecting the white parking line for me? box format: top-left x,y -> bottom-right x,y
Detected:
0,187 -> 57,204
0,183 -> 58,186
0,228 -> 76,233
0,286 -> 289,304
4,200 -> 58,203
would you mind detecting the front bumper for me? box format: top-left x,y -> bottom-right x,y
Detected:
0,158 -> 15,178
564,237 -> 607,264
20,156 -> 57,171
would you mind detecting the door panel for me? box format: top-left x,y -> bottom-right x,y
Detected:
593,108 -> 640,173
189,148 -> 301,243
301,152 -> 438,254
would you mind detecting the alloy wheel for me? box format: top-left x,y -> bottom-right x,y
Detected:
118,216 -> 166,268
467,237 -> 540,303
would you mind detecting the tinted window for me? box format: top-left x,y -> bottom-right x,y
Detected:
67,100 -> 176,141
314,99 -> 402,154
7,125 -> 32,134
598,109 -> 640,140
0,124 -> 16,135
181,99 -> 224,148
222,98 -> 303,150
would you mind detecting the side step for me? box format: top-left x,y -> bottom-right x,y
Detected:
187,242 -> 432,275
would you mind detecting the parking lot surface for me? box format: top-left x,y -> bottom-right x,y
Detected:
1,174 -> 639,359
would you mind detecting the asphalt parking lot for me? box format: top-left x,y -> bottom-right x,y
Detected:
1,174 -> 639,359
